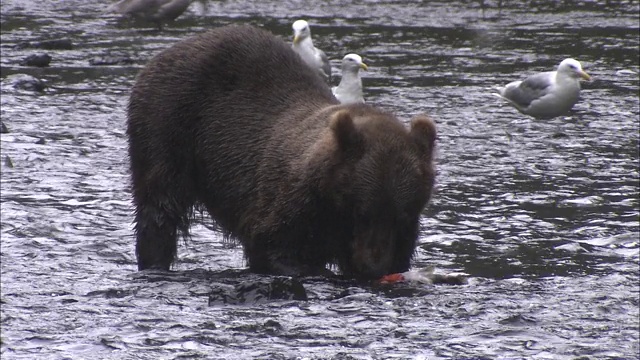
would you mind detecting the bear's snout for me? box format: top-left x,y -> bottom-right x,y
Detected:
351,227 -> 397,279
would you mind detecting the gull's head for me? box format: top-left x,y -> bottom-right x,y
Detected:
292,19 -> 311,44
558,58 -> 591,81
342,53 -> 368,71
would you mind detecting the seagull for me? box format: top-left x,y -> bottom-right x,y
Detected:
332,54 -> 368,104
108,0 -> 208,30
291,19 -> 332,81
495,58 -> 591,119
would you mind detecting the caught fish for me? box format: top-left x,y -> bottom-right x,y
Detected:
380,266 -> 468,285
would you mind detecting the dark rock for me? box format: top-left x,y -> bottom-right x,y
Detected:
1,122 -> 8,134
199,321 -> 217,330
86,288 -> 133,299
430,273 -> 468,285
4,156 -> 14,168
263,319 -> 283,335
208,277 -> 308,305
16,39 -> 74,50
20,54 -> 52,67
89,55 -> 136,66
36,137 -> 46,145
331,353 -> 359,360
5,74 -> 46,92
38,39 -> 74,50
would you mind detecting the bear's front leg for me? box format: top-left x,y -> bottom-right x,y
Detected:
134,204 -> 178,271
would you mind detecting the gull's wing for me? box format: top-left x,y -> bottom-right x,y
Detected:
501,71 -> 555,109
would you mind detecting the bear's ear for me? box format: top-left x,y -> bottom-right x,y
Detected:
409,115 -> 437,161
330,110 -> 363,153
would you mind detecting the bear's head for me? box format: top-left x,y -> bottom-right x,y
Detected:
311,106 -> 437,279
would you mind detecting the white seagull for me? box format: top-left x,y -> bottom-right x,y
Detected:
332,54 -> 368,104
495,58 -> 591,119
291,19 -> 332,81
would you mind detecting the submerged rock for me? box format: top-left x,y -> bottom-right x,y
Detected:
4,155 -> 14,168
15,39 -> 74,50
3,74 -> 46,92
208,276 -> 308,305
89,54 -> 136,66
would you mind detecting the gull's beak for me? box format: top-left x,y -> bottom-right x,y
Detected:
360,62 -> 368,71
293,35 -> 301,45
579,70 -> 591,81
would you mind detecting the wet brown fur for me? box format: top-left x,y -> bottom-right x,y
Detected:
127,25 -> 437,278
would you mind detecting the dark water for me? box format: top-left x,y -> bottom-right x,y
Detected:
1,0 -> 639,359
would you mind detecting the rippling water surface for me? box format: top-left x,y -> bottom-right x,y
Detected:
1,0 -> 638,359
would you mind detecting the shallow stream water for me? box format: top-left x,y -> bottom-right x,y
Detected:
1,0 -> 639,359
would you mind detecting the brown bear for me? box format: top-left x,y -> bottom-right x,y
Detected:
127,25 -> 437,279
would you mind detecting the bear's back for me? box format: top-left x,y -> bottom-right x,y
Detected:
130,25 -> 336,131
